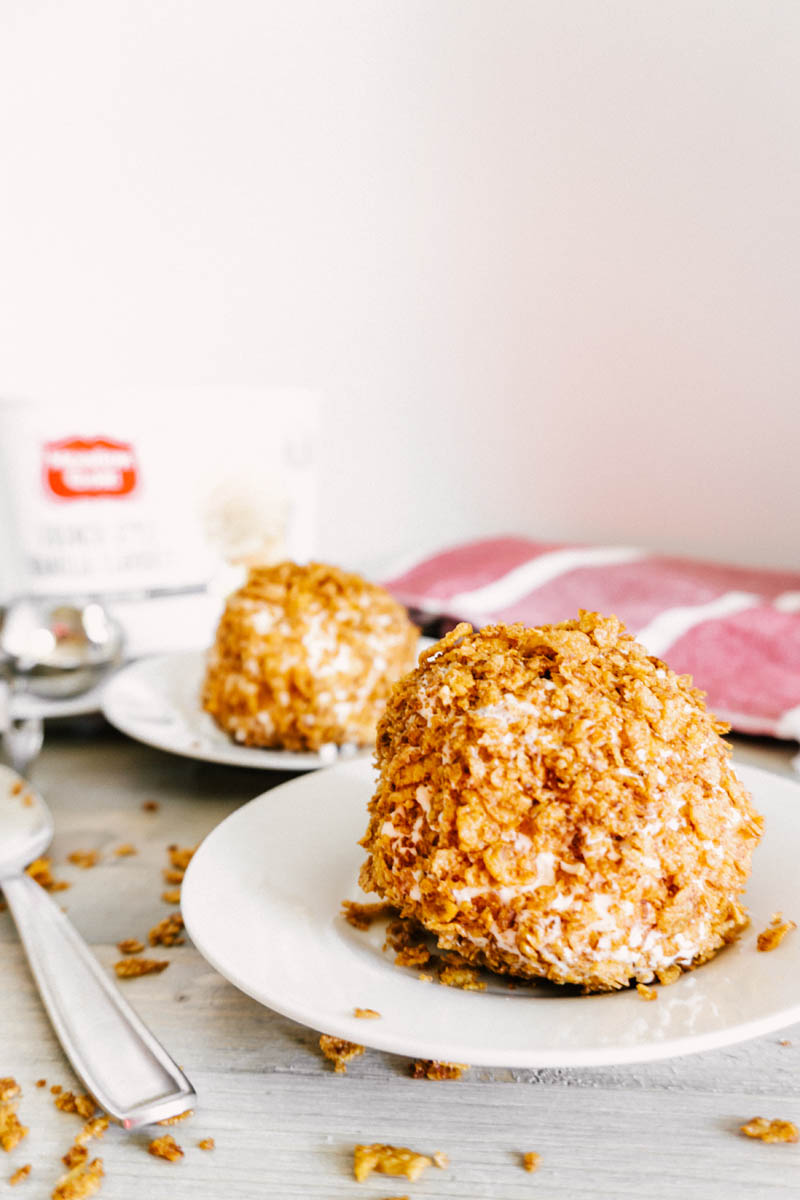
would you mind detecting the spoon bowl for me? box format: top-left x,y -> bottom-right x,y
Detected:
0,763 -> 53,875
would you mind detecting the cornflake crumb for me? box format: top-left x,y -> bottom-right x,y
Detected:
113,844 -> 137,857
157,1110 -> 193,1126
51,1086 -> 62,1095
353,1008 -> 381,1019
655,965 -> 682,986
35,1080 -> 46,1089
67,851 -> 99,870
116,938 -> 144,955
318,1035 -> 364,1074
62,1147 -> 88,1169
432,1151 -> 449,1168
384,918 -> 431,968
353,1144 -> 434,1183
167,845 -> 195,872
113,957 -> 169,979
161,889 -> 181,906
142,800 -> 159,812
54,1093 -> 96,1120
197,1138 -> 215,1151
438,964 -> 486,992
636,983 -> 658,1001
10,780 -> 22,796
341,900 -> 394,931
740,1117 -> 799,1143
52,1156 -> 103,1199
148,1134 -> 184,1162
417,973 -> 434,983
25,858 -> 69,892
523,1151 -> 541,1172
0,1079 -> 21,1103
0,1108 -> 27,1153
757,913 -> 797,953
9,1163 -> 30,1185
779,1040 -> 792,1047
74,1118 -> 109,1146
410,1060 -> 468,1081
148,913 -> 184,947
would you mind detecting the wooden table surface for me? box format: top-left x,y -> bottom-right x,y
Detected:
1,722 -> 799,1199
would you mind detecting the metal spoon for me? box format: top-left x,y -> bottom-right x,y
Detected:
0,599 -> 124,775
0,763 -> 196,1127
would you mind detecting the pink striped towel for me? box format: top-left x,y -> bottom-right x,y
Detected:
384,537 -> 800,742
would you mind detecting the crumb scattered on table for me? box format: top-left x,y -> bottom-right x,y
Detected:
67,851 -> 99,870
157,1110 -> 193,1126
353,1144 -> 435,1183
161,889 -> 181,905
0,1080 -> 21,1103
353,1008 -> 381,1019
34,1080 -> 46,1089
197,1138 -> 215,1151
62,1147 -> 88,1169
522,1151 -> 541,1172
52,1155 -> 104,1198
142,800 -> 159,812
740,1117 -> 798,1143
341,900 -> 394,931
50,1086 -> 62,1096
757,913 -> 797,953
432,1151 -> 449,1168
25,858 -> 69,892
167,845 -> 195,872
113,844 -> 137,857
116,938 -> 144,955
9,1163 -> 30,1185
148,1134 -> 184,1162
636,983 -> 658,1001
779,1040 -> 792,1047
113,957 -> 169,979
0,1079 -> 28,1152
54,1093 -> 96,1120
74,1118 -> 108,1146
318,1035 -> 364,1073
148,913 -> 184,947
410,1060 -> 468,1081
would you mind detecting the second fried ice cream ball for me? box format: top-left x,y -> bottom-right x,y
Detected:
359,613 -> 763,991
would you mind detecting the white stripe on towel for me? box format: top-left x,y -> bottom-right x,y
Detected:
439,545 -> 647,616
774,591 -> 800,614
634,591 -> 760,658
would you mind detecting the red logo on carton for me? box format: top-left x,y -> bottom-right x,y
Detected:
43,437 -> 138,500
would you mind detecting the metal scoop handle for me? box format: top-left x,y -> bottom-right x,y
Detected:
2,871 -> 195,1127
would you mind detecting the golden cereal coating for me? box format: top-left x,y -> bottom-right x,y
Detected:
359,614 -> 763,992
203,562 -> 418,751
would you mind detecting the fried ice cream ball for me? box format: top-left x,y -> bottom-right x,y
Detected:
203,562 -> 418,751
359,614 -> 763,992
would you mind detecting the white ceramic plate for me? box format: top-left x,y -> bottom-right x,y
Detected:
101,645 -> 432,771
181,759 -> 800,1068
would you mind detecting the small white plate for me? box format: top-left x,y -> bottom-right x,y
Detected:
181,759 -> 800,1067
101,650 -> 367,771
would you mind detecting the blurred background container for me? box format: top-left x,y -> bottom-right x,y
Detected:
0,0 -> 798,575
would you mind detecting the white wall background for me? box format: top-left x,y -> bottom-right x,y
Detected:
1,0 -> 798,572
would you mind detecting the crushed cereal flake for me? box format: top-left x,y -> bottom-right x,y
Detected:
0,1106 -> 27,1153
142,800 -> 159,812
757,913 -> 797,953
67,851 -> 99,870
74,1118 -> 108,1146
740,1117 -> 798,1143
163,869 -> 185,885
523,1151 -> 541,1172
197,1138 -> 215,1151
384,918 -> 431,968
353,1008 -> 381,1019
160,889 -> 181,905
113,844 -> 137,857
50,1086 -> 62,1095
113,958 -> 169,979
157,1110 -> 193,1126
410,1060 -> 468,1081
116,938 -> 144,955
0,1080 -> 21,1103
318,1035 -> 364,1074
54,1093 -> 96,1120
353,1144 -> 434,1183
167,845 -> 195,872
438,964 -> 486,992
432,1151 -> 449,1168
147,1134 -> 184,1162
62,1147 -> 88,1169
25,858 -> 69,892
636,983 -> 658,1001
148,913 -> 184,947
9,1163 -> 30,1185
51,1156 -> 103,1199
35,1080 -> 46,1089
341,900 -> 394,930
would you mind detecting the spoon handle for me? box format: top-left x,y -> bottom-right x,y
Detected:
2,872 -> 196,1127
